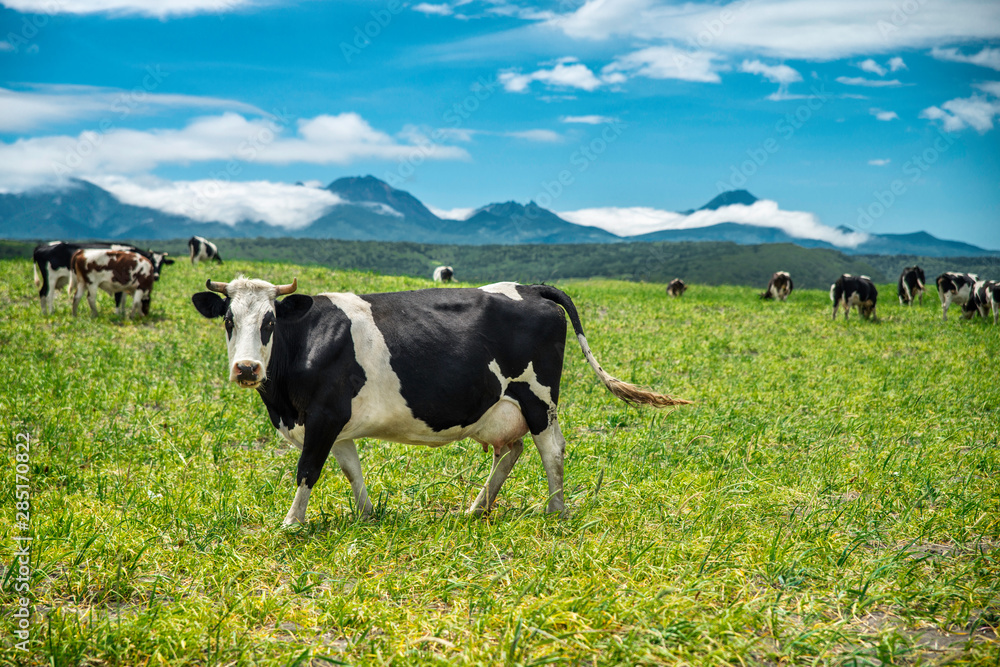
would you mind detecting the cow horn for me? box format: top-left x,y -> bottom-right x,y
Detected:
206,279 -> 229,296
275,278 -> 297,296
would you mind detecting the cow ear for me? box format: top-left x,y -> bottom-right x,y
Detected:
276,294 -> 313,320
191,292 -> 227,319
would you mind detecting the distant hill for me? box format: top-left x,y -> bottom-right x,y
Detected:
2,176 -> 996,257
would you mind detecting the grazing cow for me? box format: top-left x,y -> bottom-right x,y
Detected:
897,266 -> 926,306
831,274 -> 878,320
666,279 -> 687,297
189,236 -> 223,265
192,278 -> 691,525
72,249 -> 156,318
760,271 -> 793,301
936,272 -> 977,321
432,265 -> 454,283
33,241 -> 173,315
962,280 -> 999,323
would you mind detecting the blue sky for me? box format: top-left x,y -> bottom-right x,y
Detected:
1,0 -> 999,248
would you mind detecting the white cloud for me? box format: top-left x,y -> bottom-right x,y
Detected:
499,58 -> 605,92
505,129 -> 562,142
836,76 -> 904,87
603,46 -> 724,83
1,0 -> 259,18
412,3 -> 454,16
560,115 -> 617,124
0,112 -> 470,192
858,59 -> 887,76
739,60 -> 802,98
977,81 -> 1000,97
88,175 -> 343,228
559,199 -> 870,247
428,205 -> 475,220
888,56 -> 907,72
870,108 -> 899,121
545,0 -> 1000,61
0,84 -> 264,132
921,93 -> 1000,133
930,46 -> 1000,71
868,159 -> 891,166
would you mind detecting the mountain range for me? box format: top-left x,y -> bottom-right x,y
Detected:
1,176 -> 995,257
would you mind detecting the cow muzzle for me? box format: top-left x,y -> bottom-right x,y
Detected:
231,361 -> 264,388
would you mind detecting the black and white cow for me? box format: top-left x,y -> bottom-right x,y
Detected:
961,280 -> 1000,324
72,249 -> 157,318
33,241 -> 173,315
936,272 -> 977,321
192,278 -> 690,525
760,271 -> 793,301
897,266 -> 926,306
189,236 -> 223,265
432,266 -> 454,283
831,274 -> 878,320
666,279 -> 687,298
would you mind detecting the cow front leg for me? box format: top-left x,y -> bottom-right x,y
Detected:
532,421 -> 566,515
283,418 -> 347,526
469,438 -> 524,516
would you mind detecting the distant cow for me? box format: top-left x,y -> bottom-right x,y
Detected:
433,266 -> 454,283
33,241 -> 173,315
666,279 -> 687,297
936,272 -> 977,321
831,274 -> 878,320
192,278 -> 691,525
72,249 -> 156,318
897,266 -> 926,306
189,236 -> 223,265
760,271 -> 793,301
962,280 -> 1000,324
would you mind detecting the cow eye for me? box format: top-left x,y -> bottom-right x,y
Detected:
224,317 -> 234,336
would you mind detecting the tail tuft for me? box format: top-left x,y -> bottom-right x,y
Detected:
605,376 -> 693,407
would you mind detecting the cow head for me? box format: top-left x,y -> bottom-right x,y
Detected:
151,252 -> 175,280
191,277 -> 311,389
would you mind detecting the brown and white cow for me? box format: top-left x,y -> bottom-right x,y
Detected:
72,249 -> 156,318
666,278 -> 687,297
760,271 -> 793,301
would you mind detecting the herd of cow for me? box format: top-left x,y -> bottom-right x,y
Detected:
31,236 -> 222,317
25,237 -> 996,523
665,267 -> 999,324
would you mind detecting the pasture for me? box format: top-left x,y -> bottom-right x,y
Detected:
1,257 -> 998,666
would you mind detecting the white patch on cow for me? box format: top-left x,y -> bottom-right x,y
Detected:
224,278 -> 279,384
283,483 -> 312,525
478,282 -> 522,301
277,420 -> 305,450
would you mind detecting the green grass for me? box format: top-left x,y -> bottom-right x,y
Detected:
1,258 -> 998,666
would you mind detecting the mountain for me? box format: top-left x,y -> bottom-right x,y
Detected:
461,201 -> 622,244
0,177 -> 995,257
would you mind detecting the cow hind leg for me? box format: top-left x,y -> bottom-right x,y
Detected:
532,420 -> 566,515
469,438 -> 524,516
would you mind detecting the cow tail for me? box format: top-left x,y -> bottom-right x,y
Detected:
534,285 -> 692,407
32,259 -> 40,288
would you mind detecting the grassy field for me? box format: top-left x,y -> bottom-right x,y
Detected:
1,257 -> 998,666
